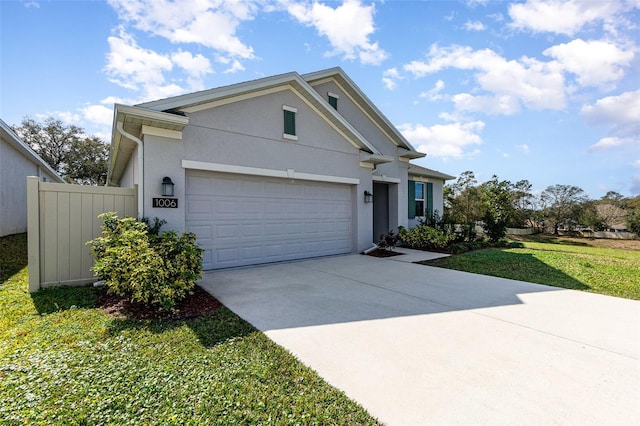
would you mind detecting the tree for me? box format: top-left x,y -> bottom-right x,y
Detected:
511,179 -> 534,227
445,171 -> 483,241
480,175 -> 514,241
626,195 -> 640,235
447,171 -> 483,223
579,200 -> 605,231
540,184 -> 587,234
66,136 -> 109,185
13,116 -> 109,185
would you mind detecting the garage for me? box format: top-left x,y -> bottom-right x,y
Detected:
185,169 -> 354,270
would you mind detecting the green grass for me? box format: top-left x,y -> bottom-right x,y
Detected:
421,237 -> 640,300
0,234 -> 378,425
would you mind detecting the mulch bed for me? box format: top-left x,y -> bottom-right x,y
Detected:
366,248 -> 404,258
97,284 -> 223,320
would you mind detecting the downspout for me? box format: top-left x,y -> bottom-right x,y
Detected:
116,120 -> 144,219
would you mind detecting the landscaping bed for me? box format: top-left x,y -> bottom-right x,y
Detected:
97,284 -> 222,320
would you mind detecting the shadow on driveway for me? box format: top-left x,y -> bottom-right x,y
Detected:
198,253 -> 568,331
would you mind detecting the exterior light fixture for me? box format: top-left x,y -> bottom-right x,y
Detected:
364,190 -> 373,204
161,177 -> 175,197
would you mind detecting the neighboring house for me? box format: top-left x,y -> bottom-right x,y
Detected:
107,67 -> 453,270
0,118 -> 65,237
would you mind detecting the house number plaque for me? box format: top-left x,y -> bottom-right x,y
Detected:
152,198 -> 178,208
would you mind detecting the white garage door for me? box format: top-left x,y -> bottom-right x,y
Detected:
186,170 -> 353,270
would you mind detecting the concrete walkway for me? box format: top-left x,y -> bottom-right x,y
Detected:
198,254 -> 640,425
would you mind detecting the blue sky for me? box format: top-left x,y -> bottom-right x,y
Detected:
1,0 -> 639,197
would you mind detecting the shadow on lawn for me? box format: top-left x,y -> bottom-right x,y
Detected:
106,308 -> 256,348
511,234 -> 590,247
30,284 -> 254,349
0,233 -> 28,284
423,249 -> 590,292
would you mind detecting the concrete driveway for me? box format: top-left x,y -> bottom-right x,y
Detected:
198,252 -> 640,425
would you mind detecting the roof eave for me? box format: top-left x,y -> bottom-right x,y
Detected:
303,67 -> 423,156
108,104 -> 189,186
0,119 -> 66,183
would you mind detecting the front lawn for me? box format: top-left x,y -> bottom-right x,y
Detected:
0,234 -> 378,425
420,235 -> 640,300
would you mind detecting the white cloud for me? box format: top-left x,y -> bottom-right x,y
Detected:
80,104 -> 113,127
287,0 -> 388,65
35,111 -> 81,124
105,29 -> 219,101
107,0 -> 256,59
583,90 -> 640,153
224,59 -> 245,74
419,80 -> 446,101
581,90 -> 640,125
588,137 -> 636,152
452,93 -> 521,115
398,120 -> 485,158
487,12 -> 504,22
105,29 -> 174,91
508,0 -> 626,36
404,44 -> 566,113
463,20 -> 485,31
544,39 -> 635,88
517,144 -> 530,154
24,1 -> 40,8
382,67 -> 402,90
171,51 -> 213,79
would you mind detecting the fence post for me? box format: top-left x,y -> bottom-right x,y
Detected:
27,176 -> 40,292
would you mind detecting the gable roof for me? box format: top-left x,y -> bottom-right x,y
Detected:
302,67 -> 424,159
0,118 -> 65,183
408,163 -> 455,181
135,70 -> 381,155
134,67 -> 425,159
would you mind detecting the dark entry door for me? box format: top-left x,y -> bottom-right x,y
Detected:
373,182 -> 389,243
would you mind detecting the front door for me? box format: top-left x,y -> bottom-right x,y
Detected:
372,182 -> 389,243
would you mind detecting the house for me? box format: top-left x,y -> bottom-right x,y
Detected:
107,67 -> 453,270
0,118 -> 65,237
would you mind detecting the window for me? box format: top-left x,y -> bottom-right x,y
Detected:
408,180 -> 433,219
328,92 -> 339,110
283,105 -> 297,140
415,182 -> 425,217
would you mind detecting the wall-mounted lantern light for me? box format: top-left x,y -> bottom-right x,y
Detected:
161,177 -> 175,197
364,190 -> 373,204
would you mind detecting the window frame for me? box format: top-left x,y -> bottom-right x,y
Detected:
328,92 -> 339,110
283,105 -> 298,141
415,182 -> 425,218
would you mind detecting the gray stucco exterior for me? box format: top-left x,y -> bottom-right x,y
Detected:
0,119 -> 65,237
107,68 -> 452,267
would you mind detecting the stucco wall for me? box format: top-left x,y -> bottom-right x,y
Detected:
134,87 -> 414,253
407,177 -> 446,229
0,138 -> 59,236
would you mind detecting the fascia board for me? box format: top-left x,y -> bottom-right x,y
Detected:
135,72 -> 301,112
303,67 -> 422,155
137,72 -> 380,155
409,167 -> 456,181
108,104 -> 189,186
114,104 -> 189,128
290,76 -> 379,155
0,119 -> 65,183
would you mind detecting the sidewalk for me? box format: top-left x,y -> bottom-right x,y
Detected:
382,246 -> 450,263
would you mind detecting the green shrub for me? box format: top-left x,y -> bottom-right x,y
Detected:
88,213 -> 203,311
377,229 -> 399,251
399,225 -> 455,250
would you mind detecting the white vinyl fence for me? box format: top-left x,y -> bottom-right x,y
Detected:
27,176 -> 137,292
